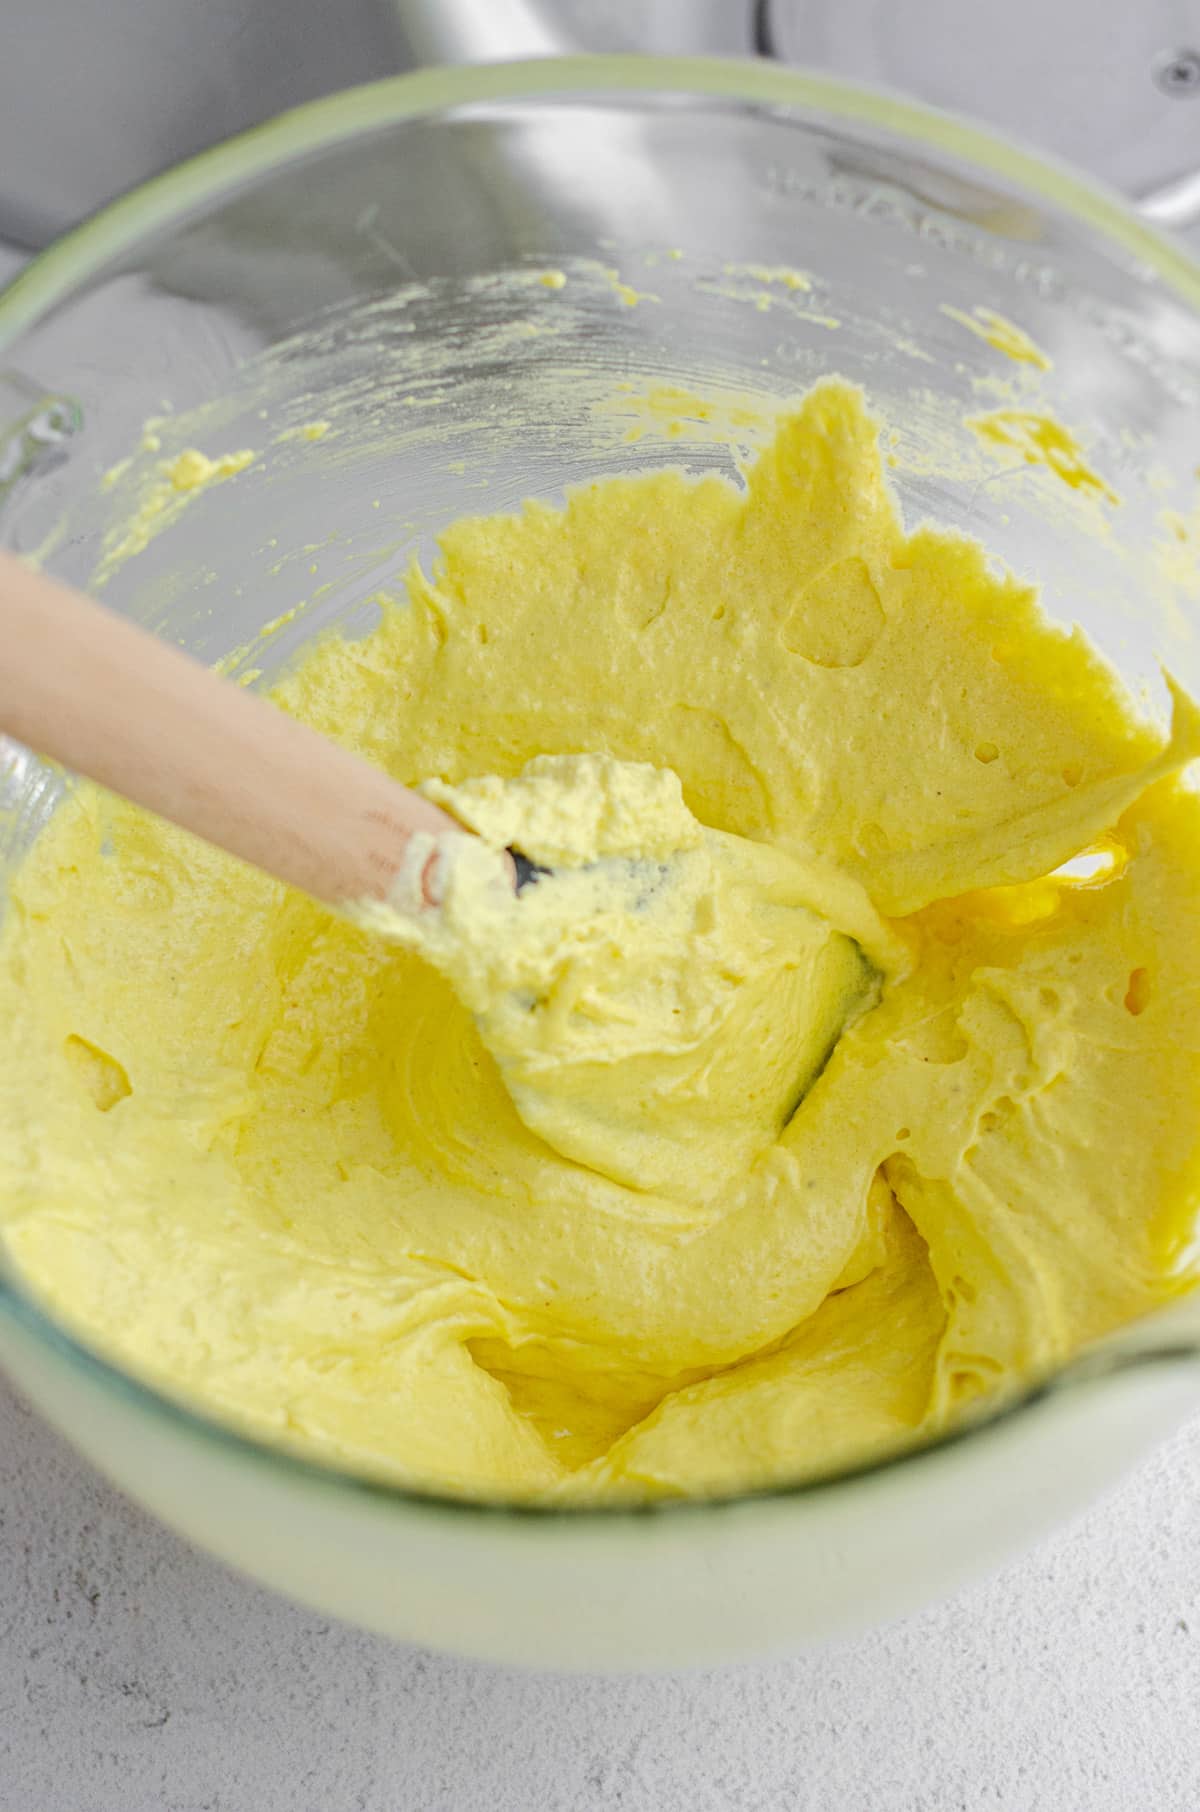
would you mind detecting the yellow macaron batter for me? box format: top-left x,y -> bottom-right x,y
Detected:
2,379 -> 1199,1501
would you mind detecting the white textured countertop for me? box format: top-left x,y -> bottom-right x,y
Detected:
3,1371 -> 1200,1810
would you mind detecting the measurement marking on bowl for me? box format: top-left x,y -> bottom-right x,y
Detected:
758,164 -> 1199,406
355,204 -> 417,279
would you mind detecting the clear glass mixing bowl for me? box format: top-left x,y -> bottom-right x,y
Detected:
2,57 -> 1200,1669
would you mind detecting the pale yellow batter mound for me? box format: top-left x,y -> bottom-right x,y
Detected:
3,380 -> 1200,1502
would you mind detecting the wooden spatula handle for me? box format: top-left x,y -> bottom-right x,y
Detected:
0,549 -> 461,906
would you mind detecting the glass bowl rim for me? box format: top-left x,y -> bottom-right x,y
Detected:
2,52 -> 1199,1526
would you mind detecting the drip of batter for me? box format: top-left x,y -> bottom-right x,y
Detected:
2,380 -> 1199,1502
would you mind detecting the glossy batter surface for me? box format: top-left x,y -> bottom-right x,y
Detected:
3,381 -> 1199,1501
